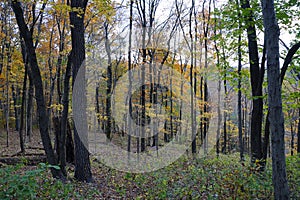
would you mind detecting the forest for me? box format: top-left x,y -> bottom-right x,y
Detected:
0,0 -> 299,199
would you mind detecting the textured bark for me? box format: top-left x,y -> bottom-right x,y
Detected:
263,42 -> 300,160
70,0 -> 92,182
261,0 -> 289,198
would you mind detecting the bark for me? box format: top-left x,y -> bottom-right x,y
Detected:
70,0 -> 92,182
59,51 -> 73,175
26,75 -> 33,141
12,85 -> 19,131
11,1 -> 63,179
190,0 -> 196,154
262,0 -> 290,198
222,43 -> 228,154
263,41 -> 300,160
241,0 -> 263,163
290,116 -> 294,156
104,22 -> 112,141
18,43 -> 28,152
140,0 -> 146,153
127,0 -> 133,156
237,8 -> 244,161
213,0 -> 221,156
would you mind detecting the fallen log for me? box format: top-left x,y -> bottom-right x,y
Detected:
0,155 -> 46,166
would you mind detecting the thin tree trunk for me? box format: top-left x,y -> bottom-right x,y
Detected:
290,118 -> 294,156
104,22 -> 112,141
19,43 -> 28,152
127,0 -> 133,157
26,75 -> 33,141
59,51 -> 72,176
222,105 -> 227,154
12,85 -> 19,131
237,0 -> 244,160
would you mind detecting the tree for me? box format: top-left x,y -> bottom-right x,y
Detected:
70,0 -> 93,182
240,0 -> 264,164
11,0 -> 63,179
261,0 -> 289,198
236,0 -> 244,161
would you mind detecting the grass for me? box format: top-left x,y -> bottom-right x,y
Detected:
0,153 -> 299,199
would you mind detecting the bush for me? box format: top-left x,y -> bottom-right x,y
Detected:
0,163 -> 78,199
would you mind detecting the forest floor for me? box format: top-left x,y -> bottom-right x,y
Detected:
0,129 -> 299,199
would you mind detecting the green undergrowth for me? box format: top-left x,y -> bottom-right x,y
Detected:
0,154 -> 299,199
0,163 -> 100,199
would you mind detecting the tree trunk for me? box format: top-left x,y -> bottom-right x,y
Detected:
261,0 -> 290,198
26,76 -> 33,141
290,118 -> 294,156
11,1 -> 63,179
263,41 -> 300,159
222,81 -> 227,154
11,85 -> 19,131
241,0 -> 264,164
127,0 -> 133,156
59,51 -> 73,176
236,0 -> 244,160
70,0 -> 92,183
104,22 -> 112,141
18,43 -> 28,152
237,25 -> 244,161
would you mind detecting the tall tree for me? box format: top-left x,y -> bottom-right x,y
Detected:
70,0 -> 93,182
241,0 -> 264,164
261,0 -> 289,198
11,0 -> 63,179
236,0 -> 244,161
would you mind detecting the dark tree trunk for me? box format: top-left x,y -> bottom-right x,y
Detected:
70,0 -> 92,182
241,0 -> 263,164
26,76 -> 33,141
66,121 -> 74,163
104,22 -> 112,141
222,80 -> 227,154
262,0 -> 290,198
127,0 -> 133,156
237,26 -> 244,161
59,51 -> 73,175
11,1 -> 63,179
236,0 -> 244,160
